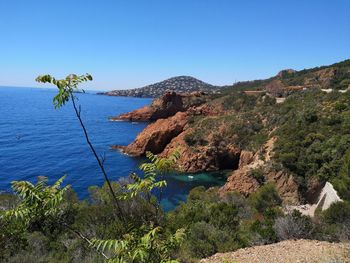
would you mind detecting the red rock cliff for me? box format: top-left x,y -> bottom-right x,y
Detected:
110,91 -> 207,122
113,111 -> 188,156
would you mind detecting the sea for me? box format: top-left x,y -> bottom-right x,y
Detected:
0,86 -> 226,210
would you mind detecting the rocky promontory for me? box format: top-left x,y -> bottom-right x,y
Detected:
112,91 -> 243,173
110,91 -> 208,122
112,111 -> 188,155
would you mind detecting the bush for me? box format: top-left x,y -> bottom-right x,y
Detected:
180,221 -> 240,259
249,168 -> 265,184
249,184 -> 282,215
317,201 -> 350,241
322,201 -> 350,225
332,148 -> 350,200
274,211 -> 313,240
166,187 -> 253,261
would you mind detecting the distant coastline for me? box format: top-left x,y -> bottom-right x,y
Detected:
98,75 -> 221,98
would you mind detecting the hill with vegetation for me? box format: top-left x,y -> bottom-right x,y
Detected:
220,59 -> 350,95
99,75 -> 220,98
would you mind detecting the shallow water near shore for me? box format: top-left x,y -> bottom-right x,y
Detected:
0,86 -> 226,211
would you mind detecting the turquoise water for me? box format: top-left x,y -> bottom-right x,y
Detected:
0,86 -> 226,210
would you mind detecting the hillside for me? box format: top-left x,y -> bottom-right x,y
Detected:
221,59 -> 350,95
99,75 -> 219,97
101,59 -> 350,98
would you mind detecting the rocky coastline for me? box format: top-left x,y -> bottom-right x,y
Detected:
111,91 -> 301,205
110,60 -> 350,207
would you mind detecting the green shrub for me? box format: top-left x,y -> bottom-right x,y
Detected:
332,148 -> 350,200
322,201 -> 350,225
249,184 -> 282,215
250,168 -> 265,184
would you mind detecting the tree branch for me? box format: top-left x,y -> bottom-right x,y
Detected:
63,223 -> 109,260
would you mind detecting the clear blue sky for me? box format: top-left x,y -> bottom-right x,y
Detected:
0,0 -> 349,90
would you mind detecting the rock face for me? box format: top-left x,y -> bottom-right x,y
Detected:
238,150 -> 254,168
265,170 -> 299,204
110,91 -> 207,122
219,167 -> 260,197
160,130 -> 241,173
100,76 -> 220,98
113,111 -> 188,156
219,138 -> 300,204
277,69 -> 296,78
111,105 -> 154,122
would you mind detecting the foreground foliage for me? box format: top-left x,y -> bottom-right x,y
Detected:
3,183 -> 349,262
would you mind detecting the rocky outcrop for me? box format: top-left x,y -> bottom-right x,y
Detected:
305,67 -> 336,88
111,105 -> 154,122
277,69 -> 296,78
265,170 -> 299,205
219,167 -> 260,197
110,91 -> 207,121
219,166 -> 300,204
220,138 -> 300,204
187,103 -> 222,117
160,129 -> 241,173
219,150 -> 259,197
113,111 -> 188,156
238,150 -> 254,168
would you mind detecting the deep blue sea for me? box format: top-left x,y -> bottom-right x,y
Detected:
0,86 -> 226,210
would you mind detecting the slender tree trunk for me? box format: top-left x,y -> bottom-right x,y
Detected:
70,93 -> 125,222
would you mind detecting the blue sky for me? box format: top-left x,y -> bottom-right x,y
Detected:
0,0 -> 349,90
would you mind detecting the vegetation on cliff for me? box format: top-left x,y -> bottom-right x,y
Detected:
153,60 -> 350,203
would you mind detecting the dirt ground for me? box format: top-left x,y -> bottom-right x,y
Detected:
200,239 -> 350,263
